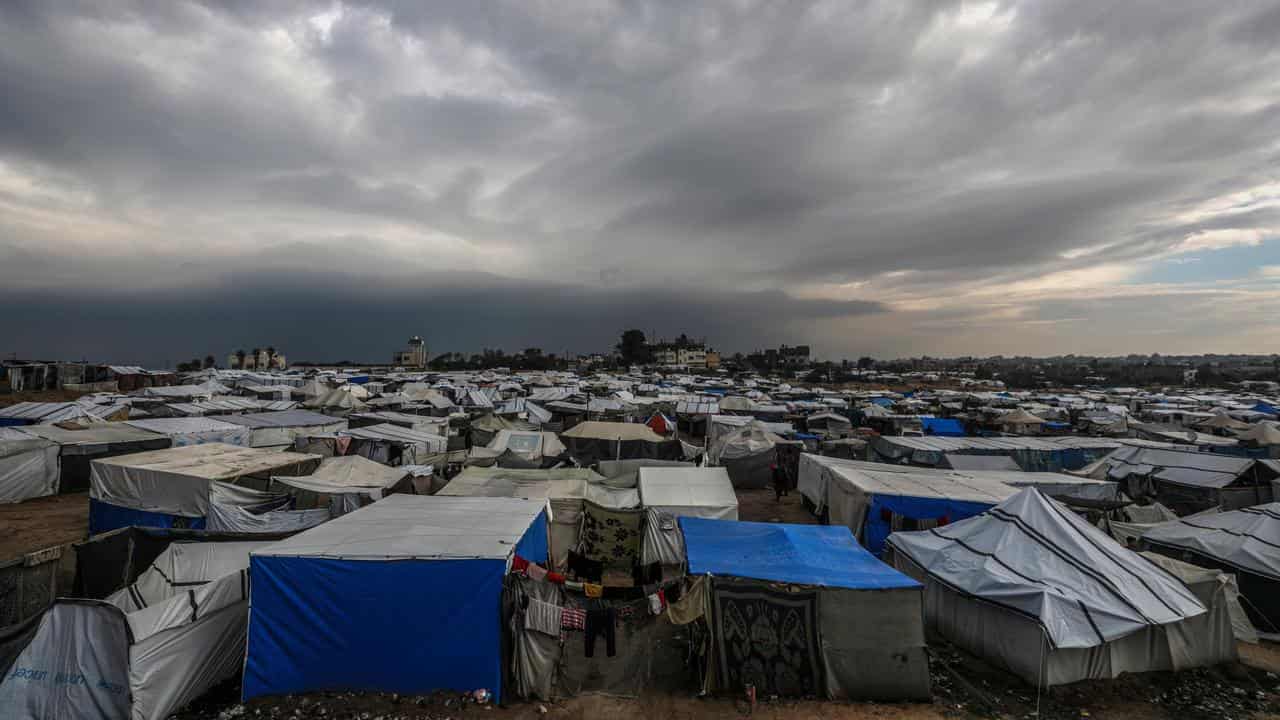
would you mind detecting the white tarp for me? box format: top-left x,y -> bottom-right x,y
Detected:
90,443 -> 322,517
637,467 -> 738,520
125,417 -> 252,448
0,428 -> 59,503
270,456 -> 409,495
887,488 -> 1206,649
252,494 -> 545,561
222,410 -> 348,448
1142,503 -> 1280,582
0,541 -> 270,720
466,430 -> 567,467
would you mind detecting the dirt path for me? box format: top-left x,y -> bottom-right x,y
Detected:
0,491 -> 89,559
734,486 -> 818,525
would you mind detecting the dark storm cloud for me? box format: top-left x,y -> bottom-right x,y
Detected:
0,0 -> 1278,363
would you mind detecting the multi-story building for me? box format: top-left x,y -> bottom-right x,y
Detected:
227,349 -> 287,370
392,336 -> 428,368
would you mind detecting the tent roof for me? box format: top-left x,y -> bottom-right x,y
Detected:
341,423 -> 448,451
222,410 -> 341,429
21,423 -> 165,446
999,409 -> 1047,425
440,466 -> 637,508
887,488 -> 1205,649
272,455 -> 408,494
124,417 -> 247,435
92,442 -> 321,481
943,454 -> 1021,471
638,467 -> 738,513
682,518 -> 919,590
252,494 -> 544,561
560,421 -> 665,442
1093,445 -> 1256,488
1143,503 -> 1280,582
1236,422 -> 1280,446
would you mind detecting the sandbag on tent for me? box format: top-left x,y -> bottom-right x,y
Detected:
886,488 -> 1226,687
559,421 -> 682,465
1142,503 -> 1280,634
681,518 -> 931,700
0,428 -> 59,503
243,495 -> 548,702
0,541 -> 270,720
467,430 -> 567,468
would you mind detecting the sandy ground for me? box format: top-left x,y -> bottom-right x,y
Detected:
0,491 -> 88,559
734,486 -> 819,525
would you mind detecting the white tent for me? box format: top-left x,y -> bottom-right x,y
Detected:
638,466 -> 739,566
0,541 -> 271,719
0,428 -> 59,503
466,430 -> 567,468
886,488 -> 1229,686
221,410 -> 348,448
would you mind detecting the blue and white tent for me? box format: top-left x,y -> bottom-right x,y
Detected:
243,494 -> 548,701
680,518 -> 931,700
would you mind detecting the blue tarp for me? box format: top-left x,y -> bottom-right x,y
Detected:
244,557 -> 506,701
1255,401 -> 1279,417
870,398 -> 894,407
89,498 -> 206,534
862,495 -> 994,557
920,417 -> 965,437
515,510 -> 548,564
681,517 -> 919,590
1044,422 -> 1071,430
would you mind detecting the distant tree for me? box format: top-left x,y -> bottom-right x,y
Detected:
251,347 -> 260,357
203,355 -> 215,369
266,346 -> 276,360
856,356 -> 875,370
236,349 -> 246,366
616,329 -> 649,364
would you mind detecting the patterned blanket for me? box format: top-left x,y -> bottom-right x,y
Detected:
712,582 -> 822,697
577,501 -> 644,569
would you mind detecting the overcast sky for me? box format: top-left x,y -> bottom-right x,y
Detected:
2,1 -> 1279,366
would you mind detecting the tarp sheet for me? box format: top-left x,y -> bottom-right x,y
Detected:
684,518 -> 920,590
0,428 -> 59,503
886,488 -> 1206,649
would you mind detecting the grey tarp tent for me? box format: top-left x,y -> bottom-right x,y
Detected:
0,541 -> 270,720
638,467 -> 738,566
0,428 -> 59,503
1142,503 -> 1280,634
559,421 -> 683,465
886,488 -> 1228,687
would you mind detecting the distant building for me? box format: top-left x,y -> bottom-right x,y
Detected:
651,338 -> 711,368
227,348 -> 287,370
393,336 -> 428,368
705,349 -> 721,370
747,344 -> 812,370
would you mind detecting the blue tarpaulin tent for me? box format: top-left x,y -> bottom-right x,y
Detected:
682,517 -> 919,590
243,494 -> 547,702
870,397 -> 895,407
1255,401 -> 1279,417
679,517 -> 932,700
920,416 -> 965,437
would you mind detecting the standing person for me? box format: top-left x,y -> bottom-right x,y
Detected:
771,461 -> 787,501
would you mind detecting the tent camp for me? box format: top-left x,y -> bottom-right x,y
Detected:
347,411 -> 448,435
805,412 -> 853,438
221,410 -> 348,448
997,409 -> 1046,434
467,430 -> 568,468
243,495 -> 548,701
301,387 -> 367,414
886,489 -> 1229,687
869,435 -> 1120,472
1142,503 -> 1280,634
0,540 -> 271,720
560,421 -> 682,465
272,455 -> 420,514
89,443 -> 322,533
681,518 -> 931,700
124,417 -> 252,448
0,428 -> 59,503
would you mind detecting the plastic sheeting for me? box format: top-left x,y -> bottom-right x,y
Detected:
0,428 -> 59,503
124,418 -> 252,448
683,518 -> 920,590
1142,503 -> 1280,582
270,455 -> 408,495
90,443 -> 322,518
223,411 -> 348,448
886,488 -> 1206,650
637,467 -> 738,520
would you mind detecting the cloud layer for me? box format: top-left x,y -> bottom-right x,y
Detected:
1,1 -> 1278,365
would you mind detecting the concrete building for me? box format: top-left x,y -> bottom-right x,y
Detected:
227,349 -> 287,371
393,336 -> 428,368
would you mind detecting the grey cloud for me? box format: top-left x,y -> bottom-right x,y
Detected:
1,0 -> 1279,361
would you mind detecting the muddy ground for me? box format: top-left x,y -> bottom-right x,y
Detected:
174,638 -> 1280,720
0,491 -> 88,558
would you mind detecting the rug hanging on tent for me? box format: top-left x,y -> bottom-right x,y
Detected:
577,501 -> 644,569
712,582 -> 822,697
